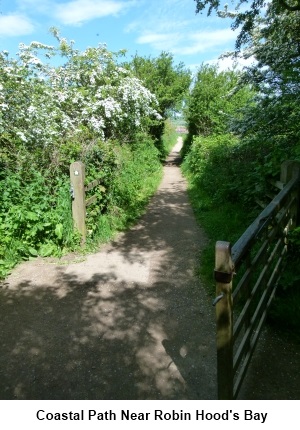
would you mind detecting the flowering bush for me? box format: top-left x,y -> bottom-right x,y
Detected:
0,30 -> 171,278
0,29 -> 162,172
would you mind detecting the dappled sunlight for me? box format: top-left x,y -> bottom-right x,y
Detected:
0,141 -> 216,400
0,261 -> 216,399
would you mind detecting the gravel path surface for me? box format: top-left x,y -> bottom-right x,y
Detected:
0,138 -> 217,400
2,137 -> 299,400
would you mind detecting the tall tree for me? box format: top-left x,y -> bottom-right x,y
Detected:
230,8 -> 300,158
185,64 -> 252,138
124,52 -> 191,145
125,52 -> 191,118
193,1 -> 300,152
194,0 -> 300,50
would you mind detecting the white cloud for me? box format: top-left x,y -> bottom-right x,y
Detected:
53,0 -> 130,26
187,55 -> 257,74
207,57 -> 237,71
17,0 -> 51,13
176,29 -> 237,55
134,27 -> 237,60
136,32 -> 182,51
0,14 -> 35,37
203,54 -> 256,72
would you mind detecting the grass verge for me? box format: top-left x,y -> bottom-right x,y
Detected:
181,143 -> 300,339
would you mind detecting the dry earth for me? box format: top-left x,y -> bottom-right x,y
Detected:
0,137 -> 299,400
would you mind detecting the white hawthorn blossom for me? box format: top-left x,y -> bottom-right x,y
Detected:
0,37 -> 162,149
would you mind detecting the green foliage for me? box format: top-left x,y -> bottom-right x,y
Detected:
182,64 -> 253,156
182,164 -> 252,292
192,4 -> 300,185
194,0 -> 300,50
156,119 -> 179,160
0,33 -> 182,279
181,132 -> 256,288
186,1 -> 300,334
125,52 -> 191,118
268,227 -> 300,334
183,133 -> 256,206
229,10 -> 300,166
83,133 -> 163,240
124,52 -> 191,146
0,170 -> 76,278
0,123 -> 174,279
109,135 -> 162,221
182,131 -> 300,332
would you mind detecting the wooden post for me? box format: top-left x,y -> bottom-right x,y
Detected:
70,161 -> 86,244
214,241 -> 234,400
281,161 -> 300,225
280,160 -> 300,184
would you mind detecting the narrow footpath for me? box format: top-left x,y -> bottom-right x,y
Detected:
0,137 -> 217,400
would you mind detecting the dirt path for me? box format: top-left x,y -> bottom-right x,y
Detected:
2,137 -> 299,400
0,137 -> 217,400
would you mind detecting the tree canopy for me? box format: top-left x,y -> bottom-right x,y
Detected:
124,52 -> 191,119
185,64 -> 252,138
123,51 -> 191,145
194,0 -> 300,49
193,1 -> 300,150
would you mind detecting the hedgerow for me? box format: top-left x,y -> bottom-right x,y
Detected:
0,30 -> 179,279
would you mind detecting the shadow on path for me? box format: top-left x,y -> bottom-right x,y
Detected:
0,140 -> 216,400
1,140 -> 299,400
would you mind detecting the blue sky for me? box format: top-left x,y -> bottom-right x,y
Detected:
0,0 -> 241,70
